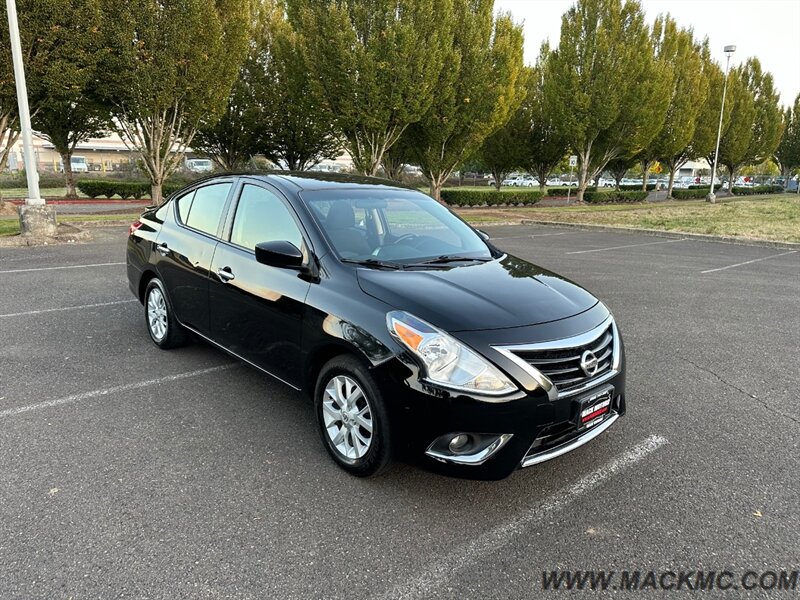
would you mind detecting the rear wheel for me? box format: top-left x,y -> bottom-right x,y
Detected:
315,356 -> 393,477
144,277 -> 187,349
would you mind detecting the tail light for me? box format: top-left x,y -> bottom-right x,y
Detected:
129,220 -> 143,236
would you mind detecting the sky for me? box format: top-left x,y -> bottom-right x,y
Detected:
496,0 -> 800,106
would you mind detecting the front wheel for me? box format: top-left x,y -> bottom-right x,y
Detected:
144,277 -> 188,349
315,356 -> 393,477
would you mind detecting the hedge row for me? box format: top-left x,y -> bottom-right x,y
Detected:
671,184 -> 784,199
440,189 -> 544,206
670,189 -> 707,199
731,184 -> 783,195
619,183 -> 656,191
76,180 -> 185,199
688,184 -> 722,190
584,190 -> 648,203
547,186 -> 596,197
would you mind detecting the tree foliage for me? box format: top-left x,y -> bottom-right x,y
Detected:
29,0 -> 110,197
714,57 -> 784,194
525,46 -> 570,189
1,0 -> 109,176
546,0 -> 672,202
289,0 -> 452,176
639,17 -> 707,194
100,0 -> 252,203
405,2 -> 526,200
774,94 -> 800,184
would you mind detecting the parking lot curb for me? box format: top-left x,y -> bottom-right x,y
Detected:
518,220 -> 800,250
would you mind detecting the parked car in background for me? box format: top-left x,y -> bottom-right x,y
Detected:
186,158 -> 214,173
597,178 -> 615,188
545,178 -> 563,187
60,156 -> 89,173
126,172 -> 626,480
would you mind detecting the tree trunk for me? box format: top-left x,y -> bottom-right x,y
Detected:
61,152 -> 78,198
667,168 -> 676,199
492,169 -> 503,191
727,167 -> 736,197
429,175 -> 447,203
640,159 -> 652,191
575,155 -> 590,203
151,182 -> 164,206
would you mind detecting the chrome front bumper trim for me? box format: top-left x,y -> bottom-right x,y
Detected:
520,412 -> 619,468
425,433 -> 514,466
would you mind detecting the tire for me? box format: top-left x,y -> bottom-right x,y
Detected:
144,277 -> 188,349
315,356 -> 393,477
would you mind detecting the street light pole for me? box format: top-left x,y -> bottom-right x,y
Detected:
708,45 -> 736,204
6,0 -> 41,205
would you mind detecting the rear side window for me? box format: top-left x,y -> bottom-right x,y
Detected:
230,184 -> 303,251
184,183 -> 231,236
176,190 -> 195,223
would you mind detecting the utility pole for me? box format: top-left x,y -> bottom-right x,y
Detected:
707,45 -> 736,204
6,0 -> 57,235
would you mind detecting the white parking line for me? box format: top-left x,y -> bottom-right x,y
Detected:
380,434 -> 669,600
0,364 -> 236,419
700,250 -> 797,274
491,232 -> 571,240
0,261 -> 125,274
0,299 -> 137,319
566,239 -> 685,255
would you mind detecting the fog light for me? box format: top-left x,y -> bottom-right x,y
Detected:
449,434 -> 470,453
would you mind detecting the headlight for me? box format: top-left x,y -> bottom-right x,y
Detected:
387,311 -> 517,397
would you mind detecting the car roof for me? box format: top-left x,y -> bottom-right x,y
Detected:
190,171 -> 418,194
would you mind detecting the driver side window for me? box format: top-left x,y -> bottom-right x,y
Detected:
230,184 -> 303,252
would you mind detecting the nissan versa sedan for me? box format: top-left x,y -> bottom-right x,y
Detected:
126,173 -> 626,480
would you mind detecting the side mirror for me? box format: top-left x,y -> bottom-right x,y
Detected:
476,229 -> 490,241
255,240 -> 304,269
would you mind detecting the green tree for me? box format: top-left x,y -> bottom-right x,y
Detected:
546,0 -> 671,202
477,105 -> 528,191
100,0 -> 252,203
381,133 -> 416,181
525,46 -> 570,190
638,17 -> 707,193
662,41 -> 721,198
775,94 -> 800,187
254,1 -> 340,170
1,0 -> 108,174
405,3 -> 526,200
713,58 -> 783,196
289,0 -> 452,176
30,0 -> 110,197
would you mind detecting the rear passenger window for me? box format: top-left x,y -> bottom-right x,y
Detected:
230,184 -> 303,251
185,183 -> 231,236
176,190 -> 195,224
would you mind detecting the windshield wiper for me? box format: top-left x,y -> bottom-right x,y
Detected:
341,258 -> 406,270
410,255 -> 493,266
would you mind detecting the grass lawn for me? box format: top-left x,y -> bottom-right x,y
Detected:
458,193 -> 800,243
0,213 -> 138,237
0,187 -> 84,198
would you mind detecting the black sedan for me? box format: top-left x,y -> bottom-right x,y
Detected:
126,173 -> 625,480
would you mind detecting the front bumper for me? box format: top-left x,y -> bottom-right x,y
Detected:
375,310 -> 627,480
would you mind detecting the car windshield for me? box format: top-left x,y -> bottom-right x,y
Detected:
302,189 -> 492,265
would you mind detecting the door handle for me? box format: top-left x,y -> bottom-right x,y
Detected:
156,243 -> 170,256
217,267 -> 235,282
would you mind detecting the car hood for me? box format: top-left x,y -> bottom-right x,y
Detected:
356,254 -> 598,332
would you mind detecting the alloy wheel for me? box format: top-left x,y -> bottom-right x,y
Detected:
322,375 -> 374,460
146,286 -> 168,342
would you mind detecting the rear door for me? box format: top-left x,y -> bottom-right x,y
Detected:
209,181 -> 312,387
155,180 -> 234,335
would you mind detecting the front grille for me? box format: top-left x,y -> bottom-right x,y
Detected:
510,323 -> 615,395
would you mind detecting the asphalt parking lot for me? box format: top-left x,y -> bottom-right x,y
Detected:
1,224 -> 798,598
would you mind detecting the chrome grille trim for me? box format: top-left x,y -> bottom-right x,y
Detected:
492,315 -> 620,399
